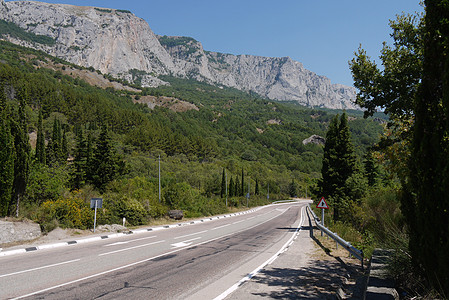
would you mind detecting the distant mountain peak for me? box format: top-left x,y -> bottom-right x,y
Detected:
0,0 -> 358,110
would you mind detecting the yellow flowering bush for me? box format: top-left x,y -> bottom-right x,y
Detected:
39,191 -> 93,230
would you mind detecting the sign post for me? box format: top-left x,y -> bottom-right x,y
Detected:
90,198 -> 103,233
316,197 -> 329,236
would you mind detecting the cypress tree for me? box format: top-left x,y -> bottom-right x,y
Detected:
255,178 -> 259,195
235,176 -> 240,198
0,106 -> 14,216
220,169 -> 226,198
85,131 -> 94,183
241,168 -> 244,197
10,86 -> 31,217
405,0 -> 449,294
46,118 -> 61,165
61,128 -> 68,162
35,110 -> 46,164
229,176 -> 235,197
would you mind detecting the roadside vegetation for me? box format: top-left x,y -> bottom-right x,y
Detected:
317,2 -> 448,298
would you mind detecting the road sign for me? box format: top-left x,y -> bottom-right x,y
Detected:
90,198 -> 103,208
316,197 -> 329,209
90,198 -> 103,233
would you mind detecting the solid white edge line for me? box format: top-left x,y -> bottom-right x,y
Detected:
0,259 -> 81,278
213,205 -> 306,300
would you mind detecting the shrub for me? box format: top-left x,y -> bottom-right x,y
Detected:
38,191 -> 93,229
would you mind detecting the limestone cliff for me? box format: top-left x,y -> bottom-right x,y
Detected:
0,1 -> 358,110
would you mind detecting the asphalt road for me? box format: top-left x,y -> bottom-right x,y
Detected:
0,201 -> 309,299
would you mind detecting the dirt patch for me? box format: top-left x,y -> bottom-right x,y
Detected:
135,95 -> 199,112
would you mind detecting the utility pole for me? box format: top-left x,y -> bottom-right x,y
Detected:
158,155 -> 161,203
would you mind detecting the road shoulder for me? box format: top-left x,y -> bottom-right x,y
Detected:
226,221 -> 365,299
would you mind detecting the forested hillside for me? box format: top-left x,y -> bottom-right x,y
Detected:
0,40 -> 383,230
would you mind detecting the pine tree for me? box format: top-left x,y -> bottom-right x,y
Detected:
71,128 -> 87,190
319,113 -> 356,221
0,104 -> 14,216
363,152 -> 378,186
336,112 -> 356,192
35,110 -> 46,164
319,115 -> 340,199
90,125 -> 120,192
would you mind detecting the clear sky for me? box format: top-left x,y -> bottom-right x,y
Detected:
8,0 -> 424,87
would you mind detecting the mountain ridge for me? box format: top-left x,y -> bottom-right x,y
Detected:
0,0 -> 358,110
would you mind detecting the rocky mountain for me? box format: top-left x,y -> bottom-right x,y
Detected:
0,0 -> 358,110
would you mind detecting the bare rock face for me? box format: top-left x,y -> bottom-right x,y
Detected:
302,135 -> 326,146
0,1 -> 359,110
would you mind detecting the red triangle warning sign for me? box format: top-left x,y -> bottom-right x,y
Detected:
316,197 -> 329,209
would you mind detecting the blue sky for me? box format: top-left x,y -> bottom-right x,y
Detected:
10,0 -> 423,87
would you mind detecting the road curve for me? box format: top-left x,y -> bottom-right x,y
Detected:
0,201 -> 309,299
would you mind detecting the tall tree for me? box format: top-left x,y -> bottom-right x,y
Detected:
234,175 -> 241,197
71,127 -> 87,190
220,169 -> 226,198
241,168 -> 244,197
319,113 -> 356,221
319,115 -> 340,199
90,125 -> 121,192
255,178 -> 259,195
405,0 -> 449,294
35,109 -> 46,164
229,176 -> 235,197
0,99 -> 14,216
10,86 -> 31,217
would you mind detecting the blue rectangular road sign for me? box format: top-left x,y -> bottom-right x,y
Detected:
90,198 -> 103,208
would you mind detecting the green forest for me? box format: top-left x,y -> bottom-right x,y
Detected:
0,38 -> 385,229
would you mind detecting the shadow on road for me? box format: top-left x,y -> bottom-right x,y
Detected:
249,260 -> 351,299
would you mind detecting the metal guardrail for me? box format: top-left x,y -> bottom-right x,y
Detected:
271,199 -> 300,204
306,205 -> 364,266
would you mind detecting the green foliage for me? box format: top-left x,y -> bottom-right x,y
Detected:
25,162 -> 69,205
89,126 -> 123,192
318,113 -> 357,221
10,86 -> 31,216
0,19 -> 55,46
349,12 -> 423,119
0,102 -> 14,216
35,110 -> 46,164
349,4 -> 449,296
38,192 -> 93,230
405,1 -> 449,294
